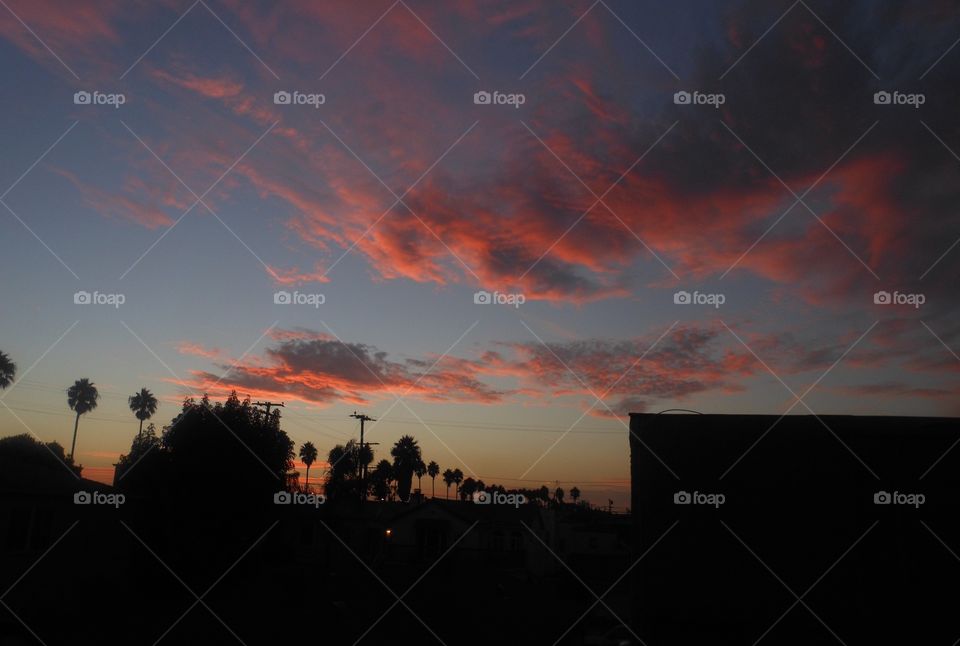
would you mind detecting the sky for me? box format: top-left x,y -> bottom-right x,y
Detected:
1,0 -> 959,508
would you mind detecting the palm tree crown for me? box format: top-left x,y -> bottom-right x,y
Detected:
452,468 -> 463,499
128,387 -> 159,435
0,351 -> 16,390
427,460 -> 439,497
390,435 -> 422,502
442,468 -> 455,499
67,378 -> 99,460
414,459 -> 426,495
299,441 -> 318,489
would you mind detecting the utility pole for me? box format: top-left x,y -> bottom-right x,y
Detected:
350,411 -> 376,503
253,401 -> 285,416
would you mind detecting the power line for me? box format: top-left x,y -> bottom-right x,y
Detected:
7,380 -> 630,434
0,404 -> 136,425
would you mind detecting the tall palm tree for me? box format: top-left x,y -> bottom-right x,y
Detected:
67,378 -> 99,460
414,459 -> 426,495
442,468 -> 455,499
427,461 -> 439,498
452,468 -> 463,499
0,351 -> 15,390
128,388 -> 158,437
570,486 -> 581,504
299,441 -> 318,490
390,435 -> 422,502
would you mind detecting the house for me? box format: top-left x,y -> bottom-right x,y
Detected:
627,412 -> 960,643
381,498 -> 554,575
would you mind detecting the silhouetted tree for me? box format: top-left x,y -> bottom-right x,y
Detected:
452,468 -> 463,499
427,460 -> 439,497
114,422 -> 161,485
442,468 -> 455,499
370,459 -> 394,500
0,433 -> 80,483
0,350 -> 15,389
460,477 -> 477,501
539,485 -> 550,507
570,486 -> 581,504
325,439 -> 373,502
555,487 -> 565,506
390,435 -> 422,502
326,439 -> 359,501
299,441 -> 318,490
112,394 -> 295,583
128,387 -> 158,437
161,392 -> 294,495
414,459 -> 426,495
67,378 -> 99,460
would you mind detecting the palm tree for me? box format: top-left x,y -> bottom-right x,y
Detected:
452,468 -> 463,499
299,441 -> 318,490
427,461 -> 439,498
555,487 -> 565,506
128,388 -> 158,437
0,351 -> 15,390
390,435 -> 422,502
67,378 -> 99,460
414,459 -> 426,495
442,468 -> 455,499
570,486 -> 581,504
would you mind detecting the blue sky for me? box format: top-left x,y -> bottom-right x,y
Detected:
2,0 -> 960,506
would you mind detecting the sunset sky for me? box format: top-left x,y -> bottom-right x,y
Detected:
1,0 -> 959,507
